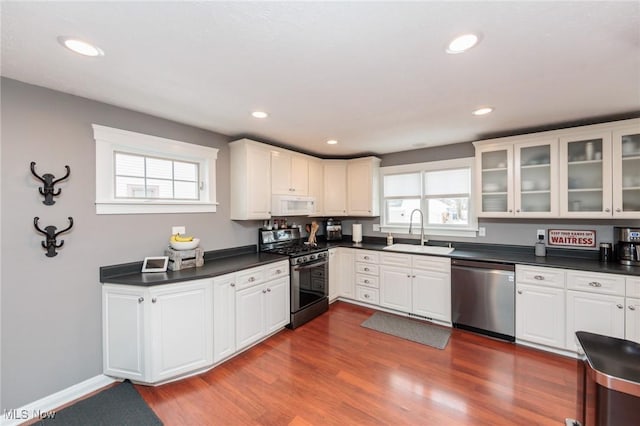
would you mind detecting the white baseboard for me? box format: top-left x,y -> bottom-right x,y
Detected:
1,374 -> 118,426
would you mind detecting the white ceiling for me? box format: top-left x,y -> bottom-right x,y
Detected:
2,1 -> 639,156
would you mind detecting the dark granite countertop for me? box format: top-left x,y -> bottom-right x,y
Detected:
325,237 -> 640,277
100,245 -> 288,286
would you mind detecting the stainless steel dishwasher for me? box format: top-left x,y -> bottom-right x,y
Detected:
451,259 -> 515,341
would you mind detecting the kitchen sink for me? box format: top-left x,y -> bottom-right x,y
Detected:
383,244 -> 455,255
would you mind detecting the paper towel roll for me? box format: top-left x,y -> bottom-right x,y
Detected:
352,223 -> 362,243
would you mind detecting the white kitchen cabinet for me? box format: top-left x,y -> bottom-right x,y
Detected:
212,273 -> 237,363
347,157 -> 381,216
308,159 -> 324,216
515,265 -> 566,350
103,279 -> 213,384
355,250 -> 380,305
229,139 -> 272,220
103,285 -> 146,381
271,149 -> 309,195
337,248 -> 355,299
235,274 -> 290,352
626,277 -> 640,344
474,143 -> 514,217
612,124 -> 640,217
378,252 -> 451,324
328,248 -> 339,301
565,270 -> 626,351
323,160 -> 348,216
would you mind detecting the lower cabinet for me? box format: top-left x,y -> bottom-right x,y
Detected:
337,248 -> 355,299
212,273 -> 237,363
328,248 -> 340,301
379,265 -> 411,312
515,265 -> 566,350
236,276 -> 289,351
626,297 -> 640,344
103,279 -> 213,384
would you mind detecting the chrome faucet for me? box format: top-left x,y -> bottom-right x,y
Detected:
408,208 -> 427,245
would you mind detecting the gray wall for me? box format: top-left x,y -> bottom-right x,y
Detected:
0,78 -> 259,410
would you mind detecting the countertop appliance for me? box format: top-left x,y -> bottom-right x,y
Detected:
572,331 -> 640,426
271,194 -> 316,216
615,226 -> 640,266
324,219 -> 342,241
451,259 -> 515,341
259,228 -> 328,329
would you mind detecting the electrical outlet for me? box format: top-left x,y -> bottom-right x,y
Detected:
478,227 -> 486,237
373,224 -> 381,232
537,229 -> 546,240
172,226 -> 186,235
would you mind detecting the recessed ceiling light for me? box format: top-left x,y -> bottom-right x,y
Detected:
58,37 -> 104,57
446,33 -> 479,54
251,111 -> 269,119
326,140 -> 338,145
472,107 -> 494,116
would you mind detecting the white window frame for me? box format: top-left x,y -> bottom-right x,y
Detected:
380,157 -> 478,238
93,124 -> 218,214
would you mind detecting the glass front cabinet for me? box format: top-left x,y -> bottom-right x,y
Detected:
476,144 -> 514,217
612,125 -> 640,218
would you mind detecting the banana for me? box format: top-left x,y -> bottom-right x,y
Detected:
174,234 -> 194,242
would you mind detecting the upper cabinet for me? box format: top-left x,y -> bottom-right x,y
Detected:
308,159 -> 324,216
347,157 -> 381,216
271,149 -> 309,195
229,139 -> 272,220
323,160 -> 348,216
475,118 -> 640,219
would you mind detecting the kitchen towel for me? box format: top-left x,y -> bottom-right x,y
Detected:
352,224 -> 362,243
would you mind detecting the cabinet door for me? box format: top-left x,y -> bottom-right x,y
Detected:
308,159 -> 324,215
515,283 -> 565,349
626,297 -> 640,344
323,161 -> 347,216
338,249 -> 355,299
232,142 -> 271,219
565,290 -> 625,351
347,158 -> 379,216
476,145 -> 514,217
379,265 -> 412,312
265,277 -> 290,333
290,155 -> 309,195
328,248 -> 340,301
412,270 -> 451,323
559,131 -> 612,217
149,280 -> 213,382
213,274 -> 236,363
235,284 -> 266,351
271,150 -> 292,195
102,286 -> 146,381
612,125 -> 640,217
514,139 -> 558,217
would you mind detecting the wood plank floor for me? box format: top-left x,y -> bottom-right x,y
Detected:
136,301 -> 578,425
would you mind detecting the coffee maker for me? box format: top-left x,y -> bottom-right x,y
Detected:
324,219 -> 342,241
615,227 -> 640,266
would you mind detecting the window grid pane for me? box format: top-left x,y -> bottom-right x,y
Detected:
114,151 -> 199,200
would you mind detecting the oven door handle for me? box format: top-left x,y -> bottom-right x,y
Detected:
293,259 -> 328,271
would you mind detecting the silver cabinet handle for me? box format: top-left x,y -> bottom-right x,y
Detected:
262,289 -> 267,293
248,277 -> 255,282
605,208 -> 610,212
588,282 -> 602,287
152,297 -> 157,303
364,279 -> 370,284
364,256 -> 370,260
267,288 -> 271,292
616,208 -> 622,212
364,294 -> 370,299
630,305 -> 637,311
516,209 -> 520,213
412,275 -> 416,278
616,304 -> 624,309
364,267 -> 370,272
534,275 -> 545,280
508,209 -> 513,213
230,283 -> 235,287
407,274 -> 411,278
517,290 -> 523,294
276,269 -> 282,274
138,297 -> 144,303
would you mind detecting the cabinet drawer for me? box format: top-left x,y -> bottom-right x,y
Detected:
356,286 -> 379,304
356,251 -> 379,264
356,273 -> 379,288
264,261 -> 289,281
381,252 -> 411,267
516,265 -> 565,289
411,255 -> 451,273
627,277 -> 640,298
355,262 -> 379,276
236,267 -> 265,290
566,271 -> 625,296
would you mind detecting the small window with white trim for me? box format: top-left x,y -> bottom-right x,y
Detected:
380,158 -> 477,238
93,124 -> 218,214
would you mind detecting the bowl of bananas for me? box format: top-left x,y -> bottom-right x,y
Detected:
169,234 -> 200,250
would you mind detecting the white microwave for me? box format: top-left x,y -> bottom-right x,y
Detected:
271,195 -> 315,216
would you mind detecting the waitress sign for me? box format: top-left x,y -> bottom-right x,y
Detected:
548,229 -> 596,248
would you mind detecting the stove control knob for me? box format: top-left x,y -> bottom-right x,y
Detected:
301,256 -> 308,264
310,254 -> 317,260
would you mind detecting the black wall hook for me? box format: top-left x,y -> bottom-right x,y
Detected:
30,162 -> 71,205
34,217 -> 74,257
